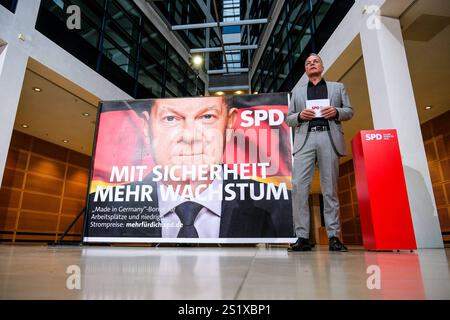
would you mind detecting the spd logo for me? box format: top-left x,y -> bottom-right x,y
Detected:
365,133 -> 382,141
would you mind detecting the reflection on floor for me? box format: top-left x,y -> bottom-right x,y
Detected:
0,245 -> 449,300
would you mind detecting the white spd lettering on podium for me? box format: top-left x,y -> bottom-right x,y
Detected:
365,133 -> 382,141
240,109 -> 284,127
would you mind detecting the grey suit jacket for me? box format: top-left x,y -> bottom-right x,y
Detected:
285,81 -> 353,156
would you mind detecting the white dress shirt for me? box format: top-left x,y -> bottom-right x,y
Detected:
156,170 -> 223,238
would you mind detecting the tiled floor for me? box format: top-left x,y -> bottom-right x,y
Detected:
0,245 -> 449,300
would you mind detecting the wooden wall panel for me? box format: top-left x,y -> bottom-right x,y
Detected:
68,151 -> 91,168
64,182 -> 88,199
0,188 -> 21,208
428,162 -> 442,183
66,166 -> 89,184
442,159 -> 450,181
25,173 -> 64,196
340,205 -> 354,221
2,168 -> 25,188
61,198 -> 85,216
433,184 -> 446,204
28,155 -> 66,180
0,131 -> 90,244
5,149 -> 28,170
31,139 -> 68,162
318,227 -> 328,245
59,214 -> 84,234
17,211 -> 58,232
338,175 -> 350,190
425,141 -> 438,161
445,182 -> 450,202
424,112 -> 450,247
21,193 -> 61,213
339,190 -> 352,206
437,207 -> 450,230
9,131 -> 32,149
0,208 -> 18,231
335,160 -> 361,245
430,111 -> 449,136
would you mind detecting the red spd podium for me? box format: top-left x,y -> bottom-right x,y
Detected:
351,130 -> 417,251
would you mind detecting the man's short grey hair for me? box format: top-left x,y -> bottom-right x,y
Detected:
305,53 -> 323,66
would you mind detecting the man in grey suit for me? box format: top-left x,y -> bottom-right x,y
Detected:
285,53 -> 353,252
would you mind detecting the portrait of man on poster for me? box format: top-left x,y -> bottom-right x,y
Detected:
87,95 -> 294,240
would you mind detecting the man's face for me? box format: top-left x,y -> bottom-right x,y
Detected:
305,55 -> 324,77
148,97 -> 235,173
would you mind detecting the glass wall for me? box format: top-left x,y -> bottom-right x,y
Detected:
154,0 -> 207,48
241,0 -> 272,47
154,0 -> 223,71
241,0 -> 273,69
251,0 -> 354,93
0,0 -> 18,13
35,0 -> 204,98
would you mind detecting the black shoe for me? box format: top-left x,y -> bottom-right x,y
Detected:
329,237 -> 348,252
288,237 -> 312,252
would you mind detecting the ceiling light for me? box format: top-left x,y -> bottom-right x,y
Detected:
62,139 -> 69,143
425,106 -> 432,110
32,87 -> 42,92
235,90 -> 243,95
21,124 -> 29,128
82,112 -> 90,117
215,91 -> 224,96
192,55 -> 203,67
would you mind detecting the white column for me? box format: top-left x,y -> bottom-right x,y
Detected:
0,1 -> 41,186
0,44 -> 28,186
360,16 -> 443,248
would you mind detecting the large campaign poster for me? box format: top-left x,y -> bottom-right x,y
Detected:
83,93 -> 295,243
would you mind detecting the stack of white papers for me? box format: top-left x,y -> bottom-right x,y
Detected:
306,99 -> 330,118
